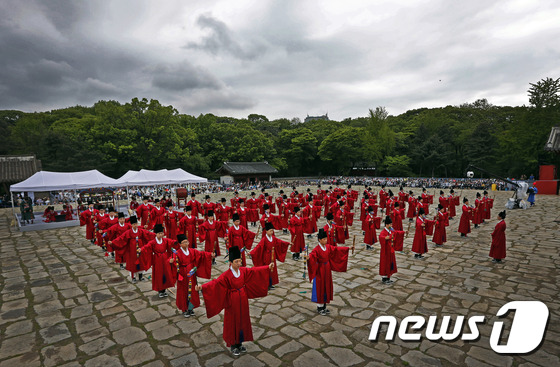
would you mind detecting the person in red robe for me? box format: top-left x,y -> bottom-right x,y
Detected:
458,197 -> 473,237
302,196 -> 319,238
178,206 -> 198,249
186,193 -> 202,218
235,199 -> 249,229
483,190 -> 492,221
227,214 -> 257,267
169,234 -> 213,317
80,201 -> 97,243
472,193 -> 484,228
149,199 -> 165,230
489,211 -> 507,263
141,224 -> 177,298
448,189 -> 458,219
412,208 -> 434,259
60,205 -> 73,221
105,212 -> 130,268
379,185 -> 388,212
164,202 -> 180,240
93,205 -> 108,248
198,210 -> 220,263
421,188 -> 431,216
390,201 -> 405,232
289,207 -> 306,261
112,216 -> 154,282
432,204 -> 447,247
196,246 -> 273,356
304,228 -> 350,315
202,195 -> 216,218
259,204 -> 282,232
250,222 -> 290,289
364,207 -> 380,250
246,192 -> 259,226
136,196 -> 153,229
101,207 -> 119,255
406,191 -> 417,222
322,213 -> 341,247
129,196 -> 139,214
378,216 -> 404,284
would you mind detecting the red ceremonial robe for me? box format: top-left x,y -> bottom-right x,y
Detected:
227,225 -> 257,266
260,213 -> 282,231
448,195 -> 457,218
198,220 -> 221,256
164,210 -> 180,240
421,193 -> 430,215
307,244 -> 349,304
112,227 -> 155,273
171,247 -> 212,311
186,199 -> 202,218
289,215 -> 306,253
390,208 -> 405,231
201,266 -> 270,347
178,214 -> 198,248
141,238 -> 177,291
101,215 -> 119,249
236,207 -> 249,229
94,213 -> 108,247
302,205 -> 318,234
406,197 -> 417,219
106,222 -> 131,262
379,190 -> 387,209
432,211 -> 447,245
322,223 -> 339,247
489,220 -> 506,259
216,204 -> 232,222
412,216 -> 431,254
379,227 -> 402,276
364,214 -> 379,245
202,201 -> 216,218
136,203 -> 153,227
250,234 -> 290,285
149,206 -> 165,230
458,205 -> 472,235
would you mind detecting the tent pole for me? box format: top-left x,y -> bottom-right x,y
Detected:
74,190 -> 79,216
126,186 -> 130,215
10,190 -> 18,229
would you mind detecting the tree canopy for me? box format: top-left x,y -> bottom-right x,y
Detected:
3,78 -> 559,180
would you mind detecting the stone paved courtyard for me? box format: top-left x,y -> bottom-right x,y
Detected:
1,188 -> 559,367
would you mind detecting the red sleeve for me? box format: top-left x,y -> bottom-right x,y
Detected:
201,272 -> 229,318
307,247 -> 319,282
111,230 -> 129,249
243,266 -> 270,299
194,249 -> 213,279
273,237 -> 290,263
249,239 -> 265,267
242,230 -> 255,250
328,245 -> 349,273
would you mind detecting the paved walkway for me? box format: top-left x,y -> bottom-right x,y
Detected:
1,189 -> 558,366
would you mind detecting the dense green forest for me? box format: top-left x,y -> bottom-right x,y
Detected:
1,78 -> 559,180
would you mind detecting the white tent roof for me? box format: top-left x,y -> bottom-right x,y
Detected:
115,169 -> 207,186
10,170 -> 119,192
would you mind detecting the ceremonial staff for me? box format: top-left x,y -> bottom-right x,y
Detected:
352,235 -> 356,255
270,245 -> 275,273
302,241 -> 309,279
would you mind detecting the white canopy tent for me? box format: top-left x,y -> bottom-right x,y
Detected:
10,170 -> 119,192
115,168 -> 207,186
9,170 -> 120,229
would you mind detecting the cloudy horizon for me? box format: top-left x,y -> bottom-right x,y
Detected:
1,0 -> 559,120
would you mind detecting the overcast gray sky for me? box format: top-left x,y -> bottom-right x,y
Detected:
1,0 -> 559,120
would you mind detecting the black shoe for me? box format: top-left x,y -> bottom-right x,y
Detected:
158,291 -> 165,298
183,311 -> 190,317
119,263 -> 124,269
132,277 -> 137,283
231,347 -> 240,356
111,252 -> 115,259
366,245 -> 372,250
212,259 -> 216,265
239,345 -> 247,353
188,310 -> 195,316
474,224 -> 479,228
162,291 -> 169,297
138,273 -> 143,281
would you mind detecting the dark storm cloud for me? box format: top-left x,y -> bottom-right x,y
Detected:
186,14 -> 267,60
151,62 -> 222,91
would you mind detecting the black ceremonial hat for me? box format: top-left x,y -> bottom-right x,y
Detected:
229,246 -> 241,262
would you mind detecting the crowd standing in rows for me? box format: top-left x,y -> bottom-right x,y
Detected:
78,182 -> 508,356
